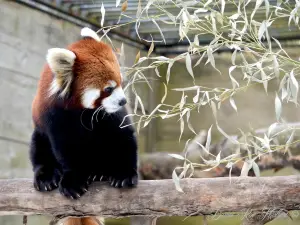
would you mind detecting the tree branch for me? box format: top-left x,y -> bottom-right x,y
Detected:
0,176 -> 299,218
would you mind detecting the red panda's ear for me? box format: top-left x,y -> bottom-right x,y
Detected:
81,27 -> 100,42
46,48 -> 76,97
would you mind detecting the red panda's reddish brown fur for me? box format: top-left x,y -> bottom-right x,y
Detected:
32,38 -> 121,127
57,217 -> 104,225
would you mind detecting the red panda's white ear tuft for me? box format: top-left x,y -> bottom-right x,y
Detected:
81,27 -> 100,42
46,48 -> 76,72
46,48 -> 76,97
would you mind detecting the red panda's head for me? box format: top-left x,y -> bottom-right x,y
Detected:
46,27 -> 126,113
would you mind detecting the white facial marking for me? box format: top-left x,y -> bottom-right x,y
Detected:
82,88 -> 101,109
102,86 -> 126,113
81,27 -> 100,42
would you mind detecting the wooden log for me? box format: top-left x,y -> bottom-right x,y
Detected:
0,176 -> 299,218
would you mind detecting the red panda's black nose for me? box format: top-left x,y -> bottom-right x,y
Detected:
119,98 -> 127,106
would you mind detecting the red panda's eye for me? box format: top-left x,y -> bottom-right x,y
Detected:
104,87 -> 114,94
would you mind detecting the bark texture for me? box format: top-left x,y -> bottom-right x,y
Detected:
0,176 -> 299,218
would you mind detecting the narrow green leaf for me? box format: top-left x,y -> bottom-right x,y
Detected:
229,97 -> 238,112
134,51 -> 140,64
186,53 -> 194,81
116,0 -> 121,7
148,39 -> 154,57
240,160 -> 252,176
221,0 -> 225,14
193,87 -> 200,103
205,125 -> 213,152
252,161 -> 260,177
161,83 -> 168,103
121,0 -> 128,12
172,170 -> 183,192
179,116 -> 184,142
166,61 -> 174,84
168,154 -> 185,160
275,93 -> 282,121
186,110 -> 196,135
100,3 -> 105,27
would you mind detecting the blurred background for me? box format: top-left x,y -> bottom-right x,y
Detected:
1,0 -> 300,224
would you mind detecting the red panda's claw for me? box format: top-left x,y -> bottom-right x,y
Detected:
58,172 -> 90,199
33,167 -> 61,192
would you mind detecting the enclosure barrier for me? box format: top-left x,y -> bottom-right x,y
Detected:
0,176 -> 299,224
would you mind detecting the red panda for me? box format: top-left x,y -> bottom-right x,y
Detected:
29,27 -> 138,225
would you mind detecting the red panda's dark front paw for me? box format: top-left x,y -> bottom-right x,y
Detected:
34,166 -> 61,192
59,171 -> 89,199
109,171 -> 138,188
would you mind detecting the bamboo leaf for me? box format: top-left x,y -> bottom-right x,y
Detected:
229,97 -> 238,112
121,0 -> 128,12
116,0 -> 121,7
275,93 -> 282,121
100,3 -> 105,27
134,51 -> 141,64
265,0 -> 270,18
216,151 -> 221,162
148,39 -> 154,57
186,110 -> 196,135
240,160 -> 252,176
205,125 -> 213,152
155,67 -> 161,77
285,130 -> 295,152
194,52 -> 206,68
136,0 -> 142,17
193,87 -> 200,103
229,66 -> 239,89
166,61 -> 174,84
221,0 -> 225,15
273,55 -> 279,78
207,47 -> 216,69
168,154 -> 185,160
268,122 -> 278,137
179,92 -> 186,110
152,18 -> 166,44
172,170 -> 184,192
186,53 -> 194,81
136,95 -> 145,115
161,83 -> 168,103
179,116 -> 184,142
289,70 -> 299,103
252,161 -> 260,177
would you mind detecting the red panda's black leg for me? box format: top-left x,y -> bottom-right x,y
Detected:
29,128 -> 62,192
44,108 -> 94,199
46,144 -> 90,199
107,132 -> 139,188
